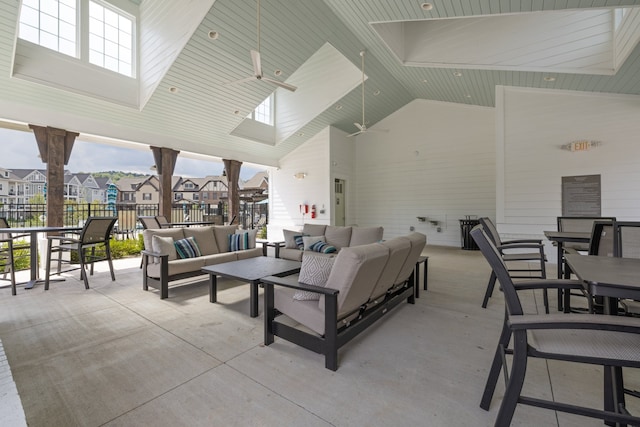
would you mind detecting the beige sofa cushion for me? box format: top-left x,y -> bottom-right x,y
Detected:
236,247 -> 263,260
183,226 -> 218,255
143,228 -> 185,253
283,229 -> 303,249
324,226 -> 352,250
212,225 -> 238,253
200,252 -> 237,267
394,232 -> 426,285
349,226 -> 384,247
152,236 -> 177,261
319,243 -> 389,319
369,237 -> 412,303
279,247 -> 304,261
302,224 -> 326,236
146,257 -> 205,279
275,285 -> 326,335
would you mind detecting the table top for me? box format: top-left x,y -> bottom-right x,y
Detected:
544,231 -> 591,243
202,257 -> 301,281
0,226 -> 82,234
565,254 -> 640,299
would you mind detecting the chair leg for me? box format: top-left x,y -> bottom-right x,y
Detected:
480,308 -> 512,411
482,272 -> 497,308
79,247 -> 89,290
89,246 -> 96,276
45,239 -> 53,291
106,242 -> 115,281
8,243 -> 16,296
495,330 -> 528,426
542,289 -> 549,314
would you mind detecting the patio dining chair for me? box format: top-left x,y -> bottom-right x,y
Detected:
139,216 -> 162,230
472,224 -> 585,413
614,221 -> 640,316
0,218 -> 30,295
472,225 -> 640,426
478,217 -> 548,311
44,217 -> 117,290
155,215 -> 171,228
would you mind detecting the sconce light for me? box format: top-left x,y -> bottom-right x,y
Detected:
294,172 -> 307,180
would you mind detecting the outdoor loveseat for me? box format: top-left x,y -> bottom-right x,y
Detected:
141,225 -> 262,299
262,231 -> 426,370
278,224 -> 384,261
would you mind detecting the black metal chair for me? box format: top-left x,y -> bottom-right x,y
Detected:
478,217 -> 547,311
44,217 -> 117,290
614,221 -> 640,317
0,218 -> 30,295
155,215 -> 171,228
556,216 -> 617,277
139,216 -> 162,230
472,225 -> 640,426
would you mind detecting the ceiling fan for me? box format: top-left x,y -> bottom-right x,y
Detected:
228,0 -> 297,92
348,50 -> 388,137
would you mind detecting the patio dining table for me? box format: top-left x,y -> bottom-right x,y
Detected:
565,253 -> 640,426
0,225 -> 82,289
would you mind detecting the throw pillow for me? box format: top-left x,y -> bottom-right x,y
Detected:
174,236 -> 202,259
228,233 -> 248,252
151,235 -> 177,261
235,228 -> 258,249
308,241 -> 337,254
283,229 -> 300,249
302,235 -> 325,251
293,254 -> 335,301
293,234 -> 306,250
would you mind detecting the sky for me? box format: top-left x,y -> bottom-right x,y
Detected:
0,127 -> 266,180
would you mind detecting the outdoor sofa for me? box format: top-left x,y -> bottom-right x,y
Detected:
262,231 -> 426,370
278,224 -> 384,261
141,225 -> 262,298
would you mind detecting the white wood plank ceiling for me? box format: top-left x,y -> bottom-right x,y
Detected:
1,0 -> 640,167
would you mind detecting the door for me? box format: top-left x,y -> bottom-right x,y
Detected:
334,179 -> 345,226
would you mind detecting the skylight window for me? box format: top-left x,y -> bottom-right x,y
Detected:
89,1 -> 133,76
19,0 -> 77,57
248,94 -> 274,126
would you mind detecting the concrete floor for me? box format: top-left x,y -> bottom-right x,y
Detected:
0,245 -> 639,426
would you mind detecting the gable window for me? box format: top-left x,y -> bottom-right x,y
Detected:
185,183 -> 194,190
248,94 -> 274,126
142,193 -> 151,201
88,1 -> 133,76
18,0 -> 135,77
19,0 -> 77,57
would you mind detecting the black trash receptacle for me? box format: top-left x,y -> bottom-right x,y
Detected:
459,217 -> 480,250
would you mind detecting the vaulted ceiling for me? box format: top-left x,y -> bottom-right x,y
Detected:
1,0 -> 640,168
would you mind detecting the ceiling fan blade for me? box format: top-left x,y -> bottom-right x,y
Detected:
347,130 -> 364,137
353,122 -> 364,131
226,76 -> 257,86
251,50 -> 262,77
261,76 -> 297,92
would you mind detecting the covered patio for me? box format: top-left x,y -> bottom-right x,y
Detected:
1,247 -> 638,426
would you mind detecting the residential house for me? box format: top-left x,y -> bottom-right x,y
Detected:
115,176 -> 160,205
9,169 -> 46,203
75,173 -> 111,203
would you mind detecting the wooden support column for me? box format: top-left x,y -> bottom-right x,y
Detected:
150,146 -> 180,218
223,159 -> 242,225
29,125 -> 78,227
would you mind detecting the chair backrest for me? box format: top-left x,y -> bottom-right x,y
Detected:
80,217 -> 117,244
471,225 -> 524,316
588,221 -> 615,257
557,216 -> 616,251
0,217 -> 11,241
139,216 -> 161,230
369,236 -> 411,301
478,217 -> 502,246
614,221 -> 640,259
155,215 -> 170,227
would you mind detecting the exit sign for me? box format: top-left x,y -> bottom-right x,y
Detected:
562,140 -> 602,152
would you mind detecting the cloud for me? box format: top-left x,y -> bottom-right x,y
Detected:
1,128 -> 265,180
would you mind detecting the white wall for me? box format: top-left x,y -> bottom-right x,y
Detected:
329,126 -> 356,226
268,127 -> 332,240
496,85 -> 640,258
354,99 -> 496,243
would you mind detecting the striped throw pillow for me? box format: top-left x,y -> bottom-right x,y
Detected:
174,237 -> 202,259
228,233 -> 248,252
309,240 -> 337,254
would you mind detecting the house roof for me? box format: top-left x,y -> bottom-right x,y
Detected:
1,1 -> 640,167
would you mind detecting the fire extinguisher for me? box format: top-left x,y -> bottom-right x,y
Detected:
311,204 -> 317,219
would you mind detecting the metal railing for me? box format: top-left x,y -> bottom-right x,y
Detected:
0,202 -> 268,232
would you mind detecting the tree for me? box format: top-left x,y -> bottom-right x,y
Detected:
29,194 -> 45,204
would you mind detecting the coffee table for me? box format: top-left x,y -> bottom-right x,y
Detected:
202,257 -> 301,317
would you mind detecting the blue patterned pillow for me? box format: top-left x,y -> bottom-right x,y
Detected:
174,237 -> 202,259
293,234 -> 305,250
309,241 -> 337,254
228,233 -> 248,252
